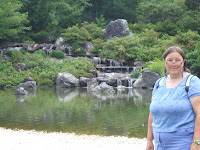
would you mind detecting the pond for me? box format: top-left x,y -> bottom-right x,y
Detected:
0,87 -> 152,138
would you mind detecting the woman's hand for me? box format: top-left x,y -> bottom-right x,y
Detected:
190,143 -> 200,150
146,140 -> 154,150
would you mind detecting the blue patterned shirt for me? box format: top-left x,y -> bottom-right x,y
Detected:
150,73 -> 200,132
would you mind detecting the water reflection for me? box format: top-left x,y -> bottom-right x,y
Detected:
0,88 -> 152,138
14,89 -> 36,102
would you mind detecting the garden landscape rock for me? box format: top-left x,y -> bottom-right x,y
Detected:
103,19 -> 133,40
55,72 -> 80,88
14,87 -> 28,95
133,69 -> 160,88
17,81 -> 37,90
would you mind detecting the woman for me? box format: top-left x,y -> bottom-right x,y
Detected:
146,46 -> 200,150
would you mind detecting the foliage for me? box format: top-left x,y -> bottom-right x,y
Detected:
61,57 -> 96,78
18,0 -> 90,41
173,30 -> 200,50
0,61 -> 31,87
81,21 -> 104,39
129,23 -> 155,34
154,21 -> 180,36
0,0 -> 30,41
51,50 -> 65,59
137,0 -> 186,24
131,71 -> 141,78
95,15 -> 107,28
92,38 -> 106,54
146,60 -> 165,77
33,50 -> 47,58
61,24 -> 91,45
99,29 -> 170,63
82,0 -> 139,23
61,21 -> 103,48
0,51 -> 96,87
71,43 -> 86,54
6,50 -> 26,57
186,41 -> 200,77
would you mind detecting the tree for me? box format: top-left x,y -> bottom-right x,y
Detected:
185,0 -> 200,12
0,0 -> 30,41
82,0 -> 139,23
137,0 -> 187,24
19,0 -> 90,41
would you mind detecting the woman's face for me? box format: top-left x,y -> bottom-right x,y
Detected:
165,52 -> 185,76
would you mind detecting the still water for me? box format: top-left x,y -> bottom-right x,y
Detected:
0,87 -> 152,138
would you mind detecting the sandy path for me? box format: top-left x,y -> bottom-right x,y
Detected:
0,127 -> 147,150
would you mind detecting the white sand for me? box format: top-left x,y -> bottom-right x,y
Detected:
0,127 -> 147,150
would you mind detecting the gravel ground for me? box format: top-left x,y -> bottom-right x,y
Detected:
0,127 -> 147,150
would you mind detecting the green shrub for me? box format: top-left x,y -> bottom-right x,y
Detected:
173,30 -> 200,50
51,50 -> 65,59
146,60 -> 165,76
95,15 -> 107,28
131,71 -> 141,78
71,43 -> 86,54
61,24 -> 91,45
92,38 -> 105,54
81,21 -> 104,39
0,61 -> 31,87
33,50 -> 47,58
61,57 -> 96,78
6,50 -> 27,57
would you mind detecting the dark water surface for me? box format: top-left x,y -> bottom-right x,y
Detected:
0,88 -> 152,138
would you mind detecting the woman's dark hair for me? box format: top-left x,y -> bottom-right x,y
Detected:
163,46 -> 190,73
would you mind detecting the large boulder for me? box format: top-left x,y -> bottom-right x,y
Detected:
14,87 -> 28,95
133,69 -> 160,88
80,77 -> 97,87
103,19 -> 133,40
55,72 -> 80,88
17,81 -> 37,90
92,82 -> 115,93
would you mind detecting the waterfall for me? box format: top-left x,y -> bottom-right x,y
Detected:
66,46 -> 72,55
102,67 -> 105,72
132,67 -> 137,72
117,78 -> 122,87
128,79 -> 134,88
126,67 -> 129,73
110,60 -> 113,66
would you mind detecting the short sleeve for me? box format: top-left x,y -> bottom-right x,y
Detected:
188,75 -> 200,99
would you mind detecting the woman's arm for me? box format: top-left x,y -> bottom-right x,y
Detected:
190,95 -> 200,150
146,112 -> 154,150
146,96 -> 154,150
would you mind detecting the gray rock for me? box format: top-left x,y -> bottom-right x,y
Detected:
24,77 -> 35,83
80,77 -> 94,87
17,81 -> 37,90
103,19 -> 133,40
133,70 -> 160,88
55,72 -> 80,88
93,82 -> 115,93
14,87 -> 28,95
82,41 -> 94,55
87,78 -> 99,90
14,63 -> 28,71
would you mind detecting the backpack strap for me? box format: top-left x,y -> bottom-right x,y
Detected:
157,77 -> 166,89
185,74 -> 194,92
